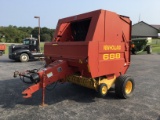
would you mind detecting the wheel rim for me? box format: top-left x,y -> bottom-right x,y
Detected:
102,86 -> 107,95
125,81 -> 132,94
22,55 -> 27,61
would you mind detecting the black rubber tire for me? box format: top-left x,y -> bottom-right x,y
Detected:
97,83 -> 108,97
131,48 -> 137,55
115,75 -> 135,99
20,53 -> 29,62
146,45 -> 152,54
0,51 -> 2,56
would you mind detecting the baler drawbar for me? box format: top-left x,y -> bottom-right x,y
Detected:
14,60 -> 74,105
14,9 -> 135,106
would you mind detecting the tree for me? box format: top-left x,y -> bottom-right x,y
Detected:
0,26 -> 55,43
31,27 -> 39,39
41,33 -> 51,42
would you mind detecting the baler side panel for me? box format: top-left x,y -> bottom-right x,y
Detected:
44,42 -> 88,60
98,42 -> 125,76
90,10 -> 105,42
121,17 -> 132,74
88,41 -> 99,77
105,11 -> 123,42
97,11 -> 131,77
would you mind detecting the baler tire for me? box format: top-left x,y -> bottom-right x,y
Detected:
20,53 -> 29,62
115,75 -> 135,99
97,83 -> 108,97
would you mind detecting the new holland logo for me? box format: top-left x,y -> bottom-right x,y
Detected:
103,45 -> 121,50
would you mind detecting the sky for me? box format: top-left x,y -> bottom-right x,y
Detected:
1,0 -> 160,29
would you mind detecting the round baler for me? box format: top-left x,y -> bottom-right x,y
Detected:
14,9 -> 134,106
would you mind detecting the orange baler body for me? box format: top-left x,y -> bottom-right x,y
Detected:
44,9 -> 131,78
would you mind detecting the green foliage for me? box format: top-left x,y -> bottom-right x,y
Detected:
31,27 -> 54,42
151,39 -> 160,53
31,27 -> 39,38
41,33 -> 51,42
0,25 -> 55,43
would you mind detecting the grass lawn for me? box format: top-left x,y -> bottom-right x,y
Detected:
151,39 -> 160,53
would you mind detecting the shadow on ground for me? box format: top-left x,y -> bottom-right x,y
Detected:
0,78 -> 117,108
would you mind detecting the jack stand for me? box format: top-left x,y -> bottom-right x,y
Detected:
39,72 -> 48,107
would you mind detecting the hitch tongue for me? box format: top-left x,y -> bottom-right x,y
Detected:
22,83 -> 41,98
22,90 -> 32,98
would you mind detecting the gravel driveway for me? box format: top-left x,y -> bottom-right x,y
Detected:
0,54 -> 160,120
